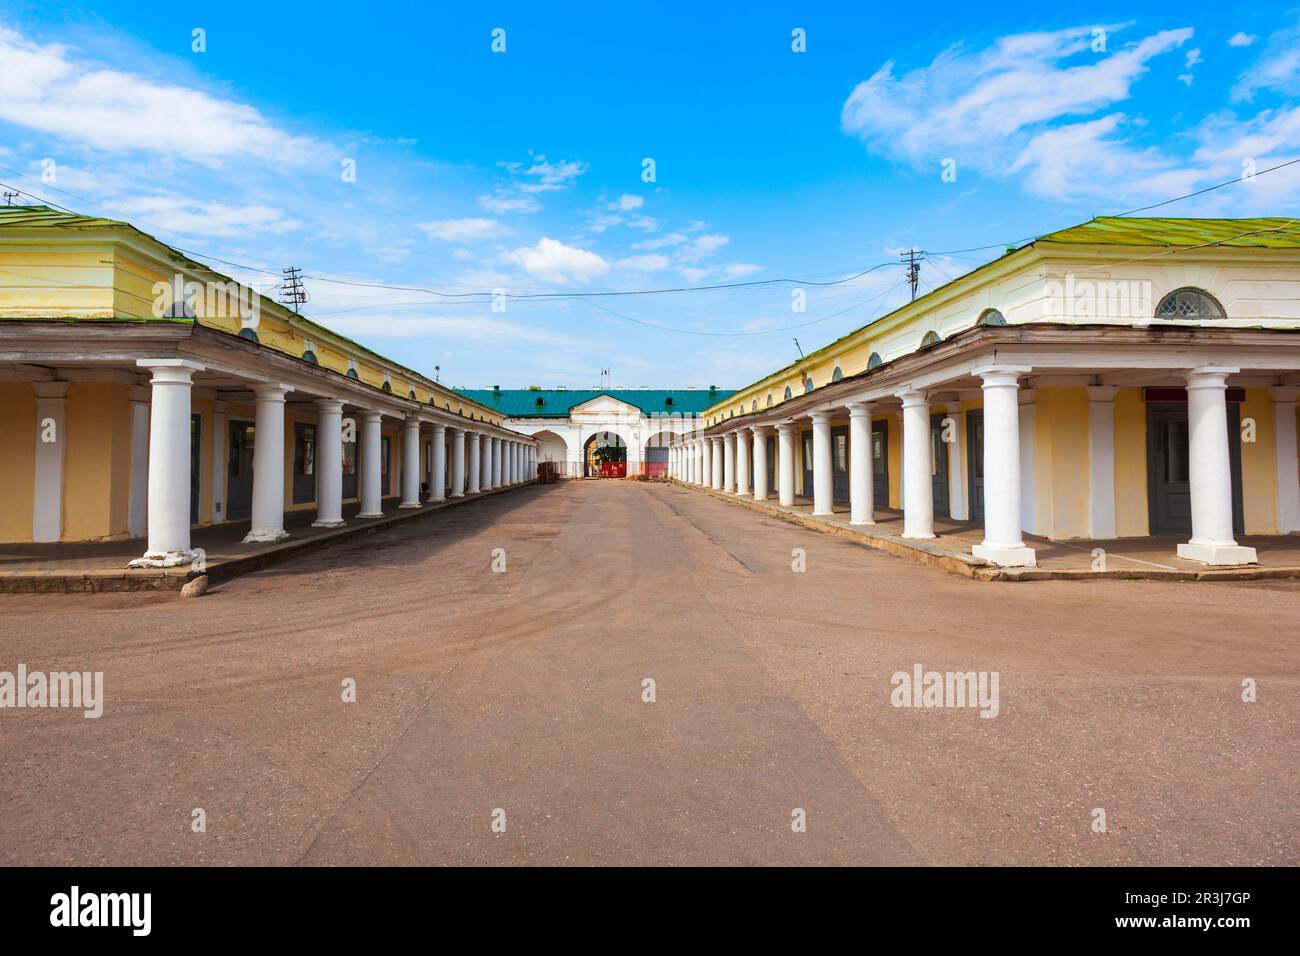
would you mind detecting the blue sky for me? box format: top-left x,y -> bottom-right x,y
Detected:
1,1 -> 1297,390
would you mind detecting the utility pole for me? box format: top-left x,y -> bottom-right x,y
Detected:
1,192 -> 19,206
279,266 -> 308,313
793,337 -> 804,359
901,248 -> 923,301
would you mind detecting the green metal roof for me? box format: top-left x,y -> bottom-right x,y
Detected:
456,388 -> 734,418
0,204 -> 126,229
1036,216 -> 1300,248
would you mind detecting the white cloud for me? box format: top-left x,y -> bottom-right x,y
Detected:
113,195 -> 300,236
614,253 -> 670,272
505,237 -> 609,284
612,194 -> 643,211
327,313 -> 582,348
477,192 -> 540,214
1228,32 -> 1257,48
840,24 -> 1193,200
0,26 -> 321,167
723,263 -> 762,278
419,217 -> 503,241
1231,20 -> 1300,102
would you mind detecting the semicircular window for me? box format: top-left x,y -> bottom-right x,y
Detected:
1156,287 -> 1225,319
238,328 -> 259,343
301,349 -> 318,365
920,331 -> 941,349
831,365 -> 843,383
978,309 -> 1007,327
381,380 -> 392,393
408,389 -> 417,400
346,367 -> 359,380
784,386 -> 792,401
867,352 -> 883,370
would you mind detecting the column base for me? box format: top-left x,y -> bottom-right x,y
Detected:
311,519 -> 346,529
972,542 -> 1037,567
357,510 -> 384,519
427,495 -> 445,504
850,518 -> 876,527
128,549 -> 200,569
450,492 -> 465,499
398,501 -> 423,510
243,529 -> 290,544
1177,542 -> 1258,566
902,530 -> 936,540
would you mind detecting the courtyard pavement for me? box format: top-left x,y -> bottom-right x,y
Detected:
0,480 -> 1296,865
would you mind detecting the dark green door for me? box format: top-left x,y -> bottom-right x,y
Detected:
831,425 -> 849,503
872,421 -> 888,509
1147,402 -> 1244,535
967,410 -> 984,523
801,430 -> 813,498
930,413 -> 949,518
190,414 -> 201,525
227,420 -> 254,521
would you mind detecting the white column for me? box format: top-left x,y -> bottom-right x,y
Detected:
510,442 -> 519,483
944,402 -> 965,521
359,411 -> 383,516
1272,387 -> 1300,534
971,367 -> 1035,566
32,381 -> 70,543
897,389 -> 935,540
130,360 -> 204,565
735,428 -> 751,495
690,439 -> 699,484
701,437 -> 713,488
450,427 -> 466,498
400,415 -> 422,508
811,411 -> 833,516
428,424 -> 447,502
751,427 -> 769,501
243,382 -> 291,543
210,400 -> 227,527
711,437 -> 724,489
467,431 -> 482,493
479,434 -> 491,491
127,384 -> 150,538
1178,368 -> 1256,565
489,437 -> 500,488
848,402 -> 874,525
312,399 -> 346,528
1018,390 -> 1037,535
777,423 -> 796,506
723,432 -> 737,492
1086,386 -> 1118,539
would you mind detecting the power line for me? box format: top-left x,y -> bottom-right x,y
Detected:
1113,156 -> 1300,217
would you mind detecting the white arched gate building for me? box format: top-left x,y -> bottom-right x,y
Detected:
456,388 -> 733,478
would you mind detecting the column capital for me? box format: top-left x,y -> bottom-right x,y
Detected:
361,409 -> 383,424
810,410 -> 833,425
895,388 -> 929,407
1085,385 -> 1120,403
137,359 -> 204,386
846,401 -> 875,418
136,358 -> 205,373
314,397 -> 345,413
971,364 -> 1031,387
128,384 -> 150,404
749,423 -> 771,436
1270,385 -> 1300,403
32,381 -> 71,399
1185,366 -> 1239,388
776,422 -> 797,436
431,422 -> 447,434
251,382 -> 292,400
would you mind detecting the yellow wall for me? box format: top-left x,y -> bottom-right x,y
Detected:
0,383 -> 36,542
62,382 -> 132,541
1033,388 -> 1091,539
1113,388 -> 1149,537
1240,388 -> 1277,535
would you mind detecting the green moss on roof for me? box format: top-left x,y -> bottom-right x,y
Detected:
456,388 -> 733,418
1037,216 -> 1300,248
0,204 -> 126,229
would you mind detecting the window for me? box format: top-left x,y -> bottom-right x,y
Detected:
832,365 -> 843,382
977,309 -> 1006,327
346,367 -> 359,380
784,386 -> 792,401
293,423 -> 316,504
804,376 -> 814,393
302,349 -> 318,364
751,399 -> 758,413
920,331 -> 941,349
381,436 -> 390,495
766,393 -> 773,407
238,328 -> 259,343
1156,287 -> 1225,319
867,352 -> 883,370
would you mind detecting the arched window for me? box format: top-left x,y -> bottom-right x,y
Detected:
408,389 -> 417,400
784,386 -> 792,400
1156,287 -> 1225,319
301,349 -> 318,365
766,393 -> 773,407
346,367 -> 359,380
919,331 -> 940,349
867,352 -> 883,370
381,380 -> 392,393
804,376 -> 814,393
238,328 -> 259,344
751,399 -> 758,413
831,365 -> 843,382
978,309 -> 1006,327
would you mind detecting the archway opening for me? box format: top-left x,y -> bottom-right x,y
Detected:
584,431 -> 627,478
